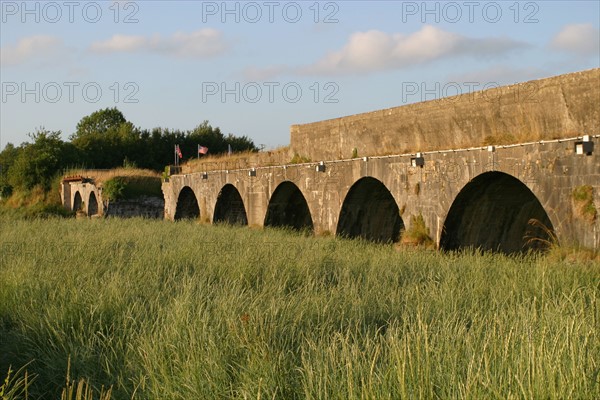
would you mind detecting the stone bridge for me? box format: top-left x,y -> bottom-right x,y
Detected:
61,175 -> 164,219
163,69 -> 600,251
162,69 -> 599,252
162,135 -> 598,252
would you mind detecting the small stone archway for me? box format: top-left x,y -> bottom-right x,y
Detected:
439,171 -> 556,253
264,181 -> 314,232
73,191 -> 83,212
213,184 -> 248,225
336,177 -> 404,243
88,192 -> 99,216
174,186 -> 200,220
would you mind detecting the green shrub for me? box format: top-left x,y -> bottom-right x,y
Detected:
103,176 -> 162,201
102,177 -> 127,201
401,214 -> 434,246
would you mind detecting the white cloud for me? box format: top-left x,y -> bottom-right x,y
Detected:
302,26 -> 528,75
90,34 -> 147,53
246,26 -> 528,78
551,23 -> 600,56
0,35 -> 64,67
90,29 -> 228,58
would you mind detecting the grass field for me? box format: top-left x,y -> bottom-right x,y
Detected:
0,217 -> 598,399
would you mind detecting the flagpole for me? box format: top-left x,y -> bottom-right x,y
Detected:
198,144 -> 200,160
174,144 -> 177,166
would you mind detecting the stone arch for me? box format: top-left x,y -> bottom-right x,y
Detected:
88,192 -> 99,216
336,177 -> 404,243
440,171 -> 555,253
213,184 -> 248,225
73,191 -> 82,211
174,186 -> 200,220
264,181 -> 313,232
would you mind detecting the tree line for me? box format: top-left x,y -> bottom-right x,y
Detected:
0,107 -> 257,197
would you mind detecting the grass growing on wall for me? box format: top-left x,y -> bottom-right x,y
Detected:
0,217 -> 598,399
572,185 -> 597,223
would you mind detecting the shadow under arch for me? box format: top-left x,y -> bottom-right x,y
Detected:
88,192 -> 99,216
174,186 -> 200,220
440,171 -> 556,253
264,181 -> 313,232
73,191 -> 82,211
336,177 -> 404,243
213,184 -> 248,225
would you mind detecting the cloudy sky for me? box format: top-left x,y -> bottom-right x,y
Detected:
1,1 -> 599,150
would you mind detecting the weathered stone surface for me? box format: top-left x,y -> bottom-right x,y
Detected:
291,68 -> 600,161
105,196 -> 164,219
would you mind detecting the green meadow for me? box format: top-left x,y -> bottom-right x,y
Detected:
0,217 -> 598,399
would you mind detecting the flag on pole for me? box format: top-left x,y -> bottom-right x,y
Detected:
176,144 -> 183,159
198,145 -> 208,155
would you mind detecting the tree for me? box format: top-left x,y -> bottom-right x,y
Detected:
0,143 -> 20,197
71,108 -> 140,168
184,121 -> 258,156
72,107 -> 127,140
225,133 -> 258,153
7,129 -> 81,192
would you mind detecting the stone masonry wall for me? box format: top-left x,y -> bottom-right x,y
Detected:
291,69 -> 600,161
105,196 -> 165,219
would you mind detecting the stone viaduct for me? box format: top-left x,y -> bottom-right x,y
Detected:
61,175 -> 164,218
144,69 -> 600,251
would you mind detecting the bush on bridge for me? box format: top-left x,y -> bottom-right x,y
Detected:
103,176 -> 162,201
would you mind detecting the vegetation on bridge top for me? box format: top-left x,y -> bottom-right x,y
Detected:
63,167 -> 160,185
102,175 -> 162,201
180,146 -> 294,174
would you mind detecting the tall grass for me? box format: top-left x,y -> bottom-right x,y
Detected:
0,217 -> 598,399
62,169 -> 160,185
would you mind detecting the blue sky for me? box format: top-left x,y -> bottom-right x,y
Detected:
1,1 -> 599,150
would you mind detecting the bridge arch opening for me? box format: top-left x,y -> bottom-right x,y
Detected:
174,186 -> 200,220
264,181 -> 313,232
440,171 -> 555,253
213,184 -> 248,225
73,191 -> 82,211
88,192 -> 99,216
336,177 -> 404,243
